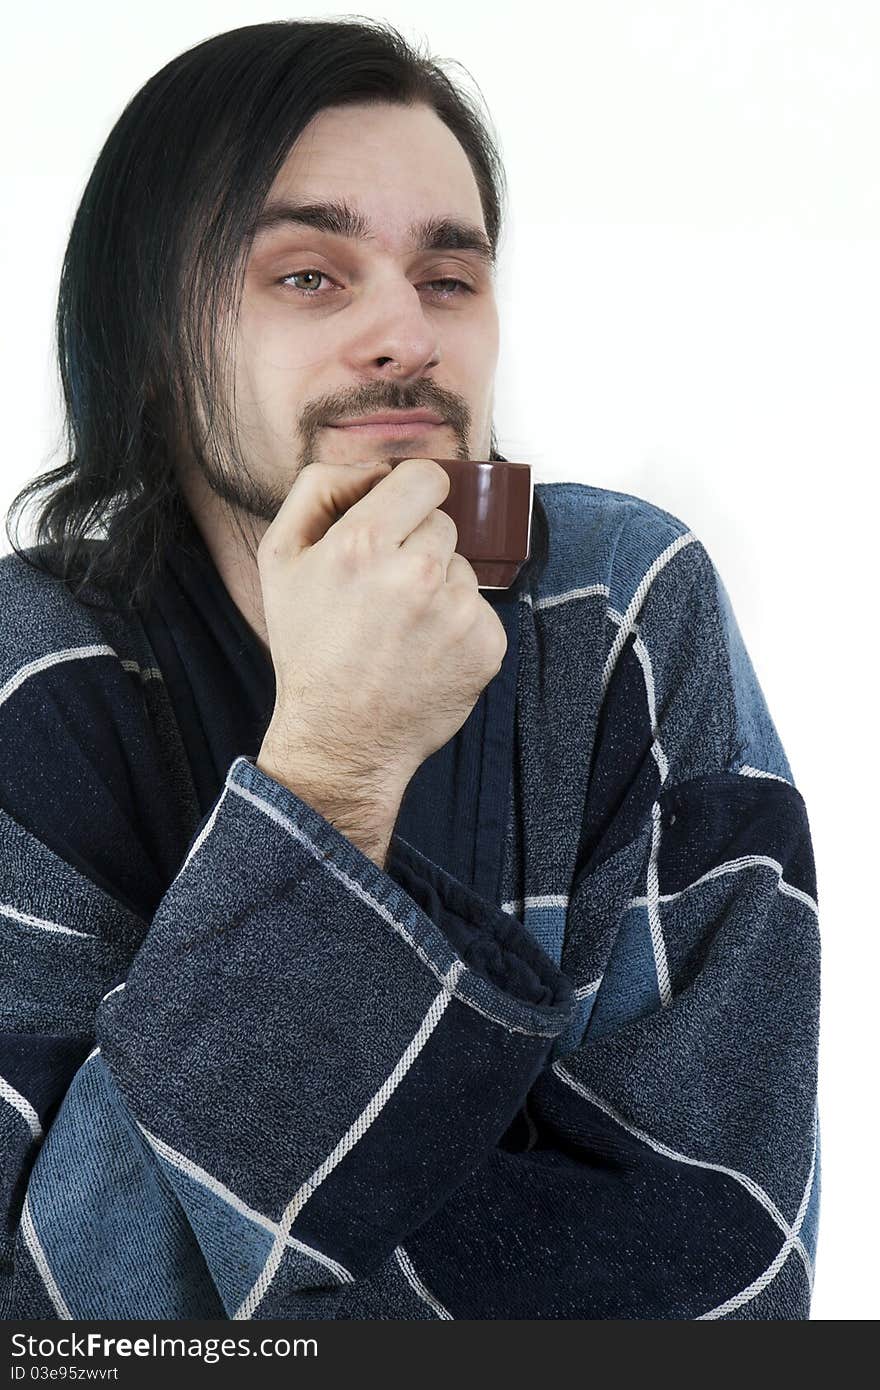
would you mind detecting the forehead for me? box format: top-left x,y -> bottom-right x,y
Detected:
254,102 -> 488,255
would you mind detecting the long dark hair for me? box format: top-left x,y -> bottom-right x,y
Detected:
5,15 -> 548,615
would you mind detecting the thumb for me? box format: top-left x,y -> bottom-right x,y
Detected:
262,459 -> 392,560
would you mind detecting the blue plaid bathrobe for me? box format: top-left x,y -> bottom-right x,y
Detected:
0,482 -> 821,1319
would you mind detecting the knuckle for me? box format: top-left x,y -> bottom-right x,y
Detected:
437,508 -> 458,547
447,552 -> 478,588
472,605 -> 506,667
446,581 -> 478,631
336,520 -> 383,566
487,614 -> 508,668
406,549 -> 444,590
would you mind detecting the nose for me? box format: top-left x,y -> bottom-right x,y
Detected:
350,280 -> 441,381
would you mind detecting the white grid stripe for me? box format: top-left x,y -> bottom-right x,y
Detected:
631,632 -> 670,784
1,1074 -> 42,1140
119,659 -> 164,683
646,802 -> 672,1007
20,1192 -> 72,1318
552,1063 -> 814,1289
739,764 -> 793,786
0,646 -> 119,710
222,775 -> 558,1039
235,960 -> 465,1319
778,879 -> 820,914
87,1049 -> 352,1286
180,783 -> 230,876
500,894 -> 569,914
0,902 -> 94,939
573,977 -> 602,1001
531,582 -> 610,611
394,1246 -> 453,1319
627,854 -> 819,919
531,574 -> 680,794
21,1010 -> 109,1323
697,1110 -> 818,1318
600,532 -> 698,697
0,645 -> 162,713
137,1123 -> 352,1284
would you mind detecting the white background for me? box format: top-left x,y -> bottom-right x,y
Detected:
2,0 -> 877,1320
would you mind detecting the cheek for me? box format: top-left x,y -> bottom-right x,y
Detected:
453,304 -> 498,382
239,296 -> 297,353
463,291 -> 498,351
236,302 -> 332,382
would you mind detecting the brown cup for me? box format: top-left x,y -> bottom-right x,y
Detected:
388,458 -> 533,590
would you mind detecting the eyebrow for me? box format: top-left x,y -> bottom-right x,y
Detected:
248,197 -> 495,269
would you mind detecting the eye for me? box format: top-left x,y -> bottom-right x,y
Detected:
277,270 -> 476,300
280,269 -> 333,296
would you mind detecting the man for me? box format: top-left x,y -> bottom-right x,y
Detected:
0,19 -> 820,1319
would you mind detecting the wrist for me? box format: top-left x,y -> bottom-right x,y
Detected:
255,734 -> 405,871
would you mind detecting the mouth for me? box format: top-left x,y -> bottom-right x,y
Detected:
328,420 -> 447,438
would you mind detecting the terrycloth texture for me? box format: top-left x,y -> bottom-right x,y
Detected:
0,482 -> 821,1320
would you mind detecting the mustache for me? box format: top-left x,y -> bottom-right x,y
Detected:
308,387 -> 467,430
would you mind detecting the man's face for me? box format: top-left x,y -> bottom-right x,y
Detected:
181,100 -> 499,529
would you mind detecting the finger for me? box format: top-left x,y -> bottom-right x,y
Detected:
399,504 -> 458,560
444,551 -> 480,589
333,457 -> 451,549
399,511 -> 475,586
260,460 -> 393,560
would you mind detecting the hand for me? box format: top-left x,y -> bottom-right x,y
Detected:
255,457 -> 508,858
